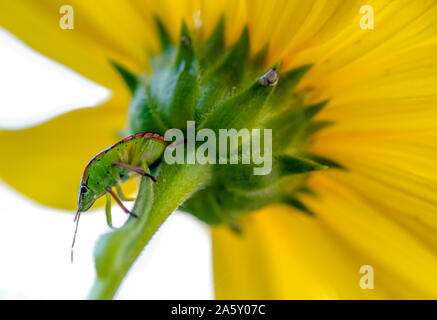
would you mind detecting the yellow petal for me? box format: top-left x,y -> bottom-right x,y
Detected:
130,0 -> 247,45
308,41 -> 437,104
308,13 -> 437,231
243,0 -> 368,67
304,174 -> 437,298
199,0 -> 247,45
311,133 -> 437,241
213,177 -> 437,299
291,1 -> 436,74
0,0 -> 153,90
0,95 -> 128,210
212,205 -> 389,299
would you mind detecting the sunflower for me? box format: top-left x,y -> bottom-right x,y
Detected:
1,0 -> 437,299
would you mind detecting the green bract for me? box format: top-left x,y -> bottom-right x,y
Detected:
124,17 -> 333,226
90,17 -> 338,299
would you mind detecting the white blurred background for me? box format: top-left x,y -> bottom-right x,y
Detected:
0,27 -> 213,299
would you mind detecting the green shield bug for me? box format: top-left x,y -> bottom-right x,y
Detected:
71,132 -> 167,262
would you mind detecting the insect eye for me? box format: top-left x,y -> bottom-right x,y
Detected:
80,186 -> 88,194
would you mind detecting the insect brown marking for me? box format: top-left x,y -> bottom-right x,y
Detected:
123,136 -> 134,142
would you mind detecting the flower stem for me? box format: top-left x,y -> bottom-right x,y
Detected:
87,163 -> 211,300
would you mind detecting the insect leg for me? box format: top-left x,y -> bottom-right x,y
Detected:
106,187 -> 138,218
105,192 -> 115,228
141,160 -> 148,171
112,161 -> 156,182
109,164 -> 134,201
115,184 -> 134,201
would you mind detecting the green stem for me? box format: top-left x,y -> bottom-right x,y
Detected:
87,163 -> 211,300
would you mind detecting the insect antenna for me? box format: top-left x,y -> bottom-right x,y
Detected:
71,210 -> 81,264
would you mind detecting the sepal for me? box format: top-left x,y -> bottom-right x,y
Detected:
110,61 -> 138,94
128,83 -> 167,134
200,65 -> 279,132
195,27 -> 250,119
215,155 -> 326,191
151,21 -> 200,129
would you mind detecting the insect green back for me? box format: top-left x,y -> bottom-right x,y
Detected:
72,133 -> 167,263
77,133 -> 167,213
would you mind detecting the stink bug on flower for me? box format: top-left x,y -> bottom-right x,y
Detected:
71,132 -> 167,262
